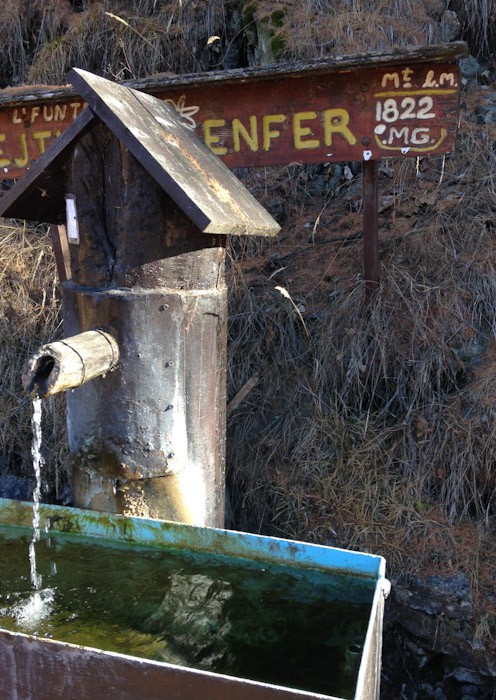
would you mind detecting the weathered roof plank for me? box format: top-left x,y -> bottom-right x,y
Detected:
68,68 -> 280,237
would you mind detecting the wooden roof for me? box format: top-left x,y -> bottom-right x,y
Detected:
0,69 -> 280,237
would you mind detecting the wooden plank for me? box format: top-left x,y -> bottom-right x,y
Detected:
0,43 -> 466,180
49,223 -> 71,282
177,61 -> 460,170
68,68 -> 280,236
362,161 -> 379,299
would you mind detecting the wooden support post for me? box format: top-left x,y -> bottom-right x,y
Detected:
64,126 -> 227,527
362,160 -> 379,300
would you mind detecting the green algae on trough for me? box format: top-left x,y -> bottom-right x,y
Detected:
0,498 -> 384,577
0,524 -> 374,699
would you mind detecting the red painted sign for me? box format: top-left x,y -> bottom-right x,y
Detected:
0,58 -> 460,180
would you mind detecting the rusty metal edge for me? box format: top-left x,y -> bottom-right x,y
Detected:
0,626 -> 342,700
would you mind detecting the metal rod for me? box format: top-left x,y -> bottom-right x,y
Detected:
362,160 -> 379,300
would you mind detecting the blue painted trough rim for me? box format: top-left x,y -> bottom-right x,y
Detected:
0,497 -> 385,580
0,497 -> 390,700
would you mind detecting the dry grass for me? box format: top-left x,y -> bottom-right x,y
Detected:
225,89 -> 496,624
0,0 -> 495,653
0,0 -> 492,88
0,222 -> 68,499
27,0 -> 235,84
0,0 -> 71,87
248,0 -> 460,64
454,0 -> 496,62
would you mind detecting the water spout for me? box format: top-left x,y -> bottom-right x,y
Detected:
23,330 -> 119,398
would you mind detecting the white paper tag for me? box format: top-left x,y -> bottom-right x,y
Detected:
65,194 -> 80,245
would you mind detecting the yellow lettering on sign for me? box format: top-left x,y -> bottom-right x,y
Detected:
54,104 -> 67,121
33,130 -> 52,155
411,127 -> 430,145
262,114 -> 285,151
382,72 -> 400,88
30,106 -> 41,124
439,72 -> 456,87
401,68 -> 413,88
293,111 -> 319,150
232,116 -> 258,153
43,105 -> 54,122
0,134 -> 10,168
204,119 -> 227,155
13,133 -> 28,167
70,102 -> 82,120
323,109 -> 357,146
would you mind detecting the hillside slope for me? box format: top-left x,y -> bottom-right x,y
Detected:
0,1 -> 495,697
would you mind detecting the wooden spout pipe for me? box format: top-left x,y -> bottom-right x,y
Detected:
22,330 -> 119,398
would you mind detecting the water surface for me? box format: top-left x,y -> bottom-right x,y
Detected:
0,525 -> 374,698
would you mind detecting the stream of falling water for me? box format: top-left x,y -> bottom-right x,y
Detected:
29,396 -> 43,591
11,397 -> 54,630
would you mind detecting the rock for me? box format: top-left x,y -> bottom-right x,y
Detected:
460,56 -> 481,86
476,92 -> 496,125
268,197 -> 286,224
394,572 -> 473,620
440,10 -> 461,42
449,666 -> 485,684
343,165 -> 354,181
0,470 -> 32,501
383,571 -> 496,698
424,0 -> 446,19
326,163 -> 344,193
459,684 -> 482,698
344,177 -> 363,211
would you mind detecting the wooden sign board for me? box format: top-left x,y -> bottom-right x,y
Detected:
0,44 -> 464,180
